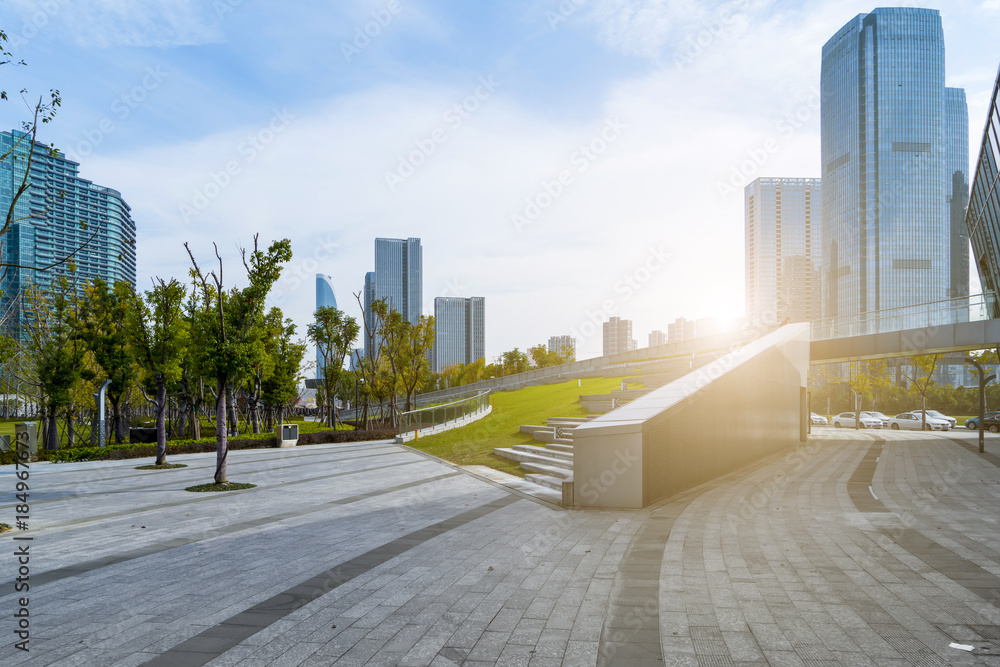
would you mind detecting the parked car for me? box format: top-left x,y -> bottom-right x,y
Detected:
982,413 -> 1000,433
908,410 -> 956,429
810,412 -> 829,425
862,411 -> 891,427
889,412 -> 951,431
966,412 -> 1000,430
833,412 -> 883,429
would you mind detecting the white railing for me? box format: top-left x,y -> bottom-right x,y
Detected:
397,389 -> 491,440
811,293 -> 998,340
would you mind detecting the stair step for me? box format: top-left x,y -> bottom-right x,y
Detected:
526,473 -> 571,492
544,443 -> 574,453
512,444 -> 573,461
520,461 -> 573,478
519,425 -> 549,435
493,448 -> 573,471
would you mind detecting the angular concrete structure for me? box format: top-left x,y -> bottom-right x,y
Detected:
571,324 -> 810,509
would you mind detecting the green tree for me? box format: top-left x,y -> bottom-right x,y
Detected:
76,279 -> 138,444
398,315 -> 435,411
261,310 -> 306,432
307,306 -> 359,428
186,235 -> 292,483
501,348 -> 530,376
901,354 -> 940,429
126,278 -> 189,465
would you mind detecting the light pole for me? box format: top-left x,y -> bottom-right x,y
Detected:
851,388 -> 860,431
965,357 -> 995,454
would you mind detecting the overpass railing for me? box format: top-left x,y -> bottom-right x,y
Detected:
811,292 -> 998,341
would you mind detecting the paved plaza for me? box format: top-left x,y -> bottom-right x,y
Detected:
5,430 -> 1000,665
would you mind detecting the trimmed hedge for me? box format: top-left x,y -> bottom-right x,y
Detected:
0,428 -> 397,465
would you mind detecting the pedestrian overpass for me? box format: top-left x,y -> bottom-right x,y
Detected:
810,293 -> 1000,364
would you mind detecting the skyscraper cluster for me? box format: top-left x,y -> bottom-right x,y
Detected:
745,8 -> 971,327
0,130 -> 136,337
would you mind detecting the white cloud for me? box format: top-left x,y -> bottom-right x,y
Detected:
7,0 -> 222,48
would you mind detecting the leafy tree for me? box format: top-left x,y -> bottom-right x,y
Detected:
398,315 -> 435,411
261,310 -> 306,432
126,278 -> 189,465
76,279 -> 138,444
901,354 -> 940,429
307,306 -> 359,427
501,348 -> 530,376
186,235 -> 292,483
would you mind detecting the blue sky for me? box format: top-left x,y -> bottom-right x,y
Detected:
3,0 -> 1000,361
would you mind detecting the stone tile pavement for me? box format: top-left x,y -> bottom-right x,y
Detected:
4,431 -> 1000,664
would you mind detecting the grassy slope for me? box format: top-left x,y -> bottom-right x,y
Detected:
408,376 -> 628,477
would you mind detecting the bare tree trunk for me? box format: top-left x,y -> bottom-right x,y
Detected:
155,380 -> 168,465
45,405 -> 58,450
227,382 -> 238,437
66,406 -> 76,448
215,377 -> 228,484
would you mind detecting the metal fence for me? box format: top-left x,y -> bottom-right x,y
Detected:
398,389 -> 491,437
810,292 -> 998,341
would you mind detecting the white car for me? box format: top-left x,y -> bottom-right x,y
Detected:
889,413 -> 950,431
810,412 -> 829,425
862,411 -> 891,427
833,412 -> 883,429
908,410 -> 956,429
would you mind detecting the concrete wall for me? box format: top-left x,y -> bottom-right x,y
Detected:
571,324 -> 810,509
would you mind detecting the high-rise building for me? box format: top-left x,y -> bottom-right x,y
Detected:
0,130 -> 136,336
547,335 -> 576,359
314,274 -> 337,379
648,330 -> 667,347
433,296 -> 484,372
947,88 -> 970,301
967,62 -> 1000,314
602,316 -> 634,356
821,8 -> 967,318
667,317 -> 695,343
374,237 -> 422,324
745,178 -> 822,325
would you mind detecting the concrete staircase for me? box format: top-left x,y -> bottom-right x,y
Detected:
495,417 -> 590,494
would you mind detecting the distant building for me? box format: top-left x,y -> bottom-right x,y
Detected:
667,317 -> 695,343
433,296 -> 485,372
745,177 -> 821,326
547,335 -> 576,359
602,316 -> 635,356
967,62 -> 1000,314
648,330 -> 667,347
821,8 -> 968,317
315,274 -> 337,379
374,237 -> 422,324
0,130 -> 136,337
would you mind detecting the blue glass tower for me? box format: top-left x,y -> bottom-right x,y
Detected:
433,296 -> 484,372
0,130 -> 136,336
374,237 -> 422,324
314,274 -> 337,379
821,8 -> 967,318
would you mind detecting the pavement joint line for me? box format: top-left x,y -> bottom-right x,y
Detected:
26,447 -> 405,507
947,436 -> 1000,467
0,469 -> 464,592
138,495 -> 521,667
847,436 -> 890,513
21,457 -> 429,534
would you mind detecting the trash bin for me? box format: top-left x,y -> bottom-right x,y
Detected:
278,423 -> 298,448
15,423 -> 38,458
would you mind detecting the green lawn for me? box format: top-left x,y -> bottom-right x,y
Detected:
407,376 -> 628,476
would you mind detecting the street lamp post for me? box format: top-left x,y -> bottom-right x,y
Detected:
964,357 -> 995,454
851,389 -> 860,431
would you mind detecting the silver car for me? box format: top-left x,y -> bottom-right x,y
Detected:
833,412 -> 883,429
889,413 -> 950,431
862,411 -> 891,427
909,410 -> 956,429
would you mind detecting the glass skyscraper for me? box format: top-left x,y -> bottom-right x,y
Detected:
432,296 -> 485,372
0,130 -> 136,336
820,8 -> 967,318
967,62 -> 1000,314
745,177 -> 822,326
374,237 -> 422,325
314,273 -> 337,379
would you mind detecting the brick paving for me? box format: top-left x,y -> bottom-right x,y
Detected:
4,431 -> 1000,665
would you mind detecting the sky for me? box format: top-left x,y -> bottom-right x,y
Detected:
2,0 -> 1000,362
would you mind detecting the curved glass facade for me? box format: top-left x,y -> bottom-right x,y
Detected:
821,8 -> 966,318
314,274 -> 338,379
967,63 -> 1000,314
